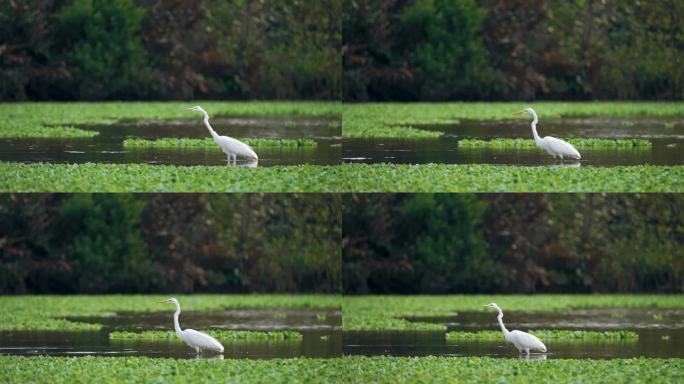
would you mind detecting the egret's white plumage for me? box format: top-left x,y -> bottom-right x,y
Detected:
188,106 -> 258,164
483,303 -> 547,356
515,108 -> 581,161
160,298 -> 224,354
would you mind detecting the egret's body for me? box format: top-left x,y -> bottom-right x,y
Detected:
160,298 -> 224,354
483,303 -> 547,356
188,106 -> 258,164
516,108 -> 581,161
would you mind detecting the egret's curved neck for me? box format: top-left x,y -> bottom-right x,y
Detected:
172,302 -> 182,336
201,110 -> 219,140
529,110 -> 541,143
497,309 -> 510,336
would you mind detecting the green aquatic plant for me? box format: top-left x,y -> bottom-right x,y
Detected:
342,295 -> 684,331
0,101 -> 340,139
0,295 -> 340,331
446,330 -> 638,341
343,102 -> 684,139
109,330 -> 302,341
0,356 -> 680,384
457,138 -> 652,148
123,138 -> 318,149
3,163 -> 684,193
0,124 -> 99,139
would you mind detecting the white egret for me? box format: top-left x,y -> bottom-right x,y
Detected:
515,108 -> 581,161
160,298 -> 224,355
187,106 -> 258,164
482,303 -> 547,356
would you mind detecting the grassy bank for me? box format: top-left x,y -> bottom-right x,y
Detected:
2,163 -> 683,192
0,295 -> 340,331
342,295 -> 684,331
0,356 -> 680,384
343,102 -> 684,138
0,102 -> 340,139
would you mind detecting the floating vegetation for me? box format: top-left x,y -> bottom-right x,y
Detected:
123,137 -> 318,148
343,102 -> 684,138
0,295 -> 339,331
1,355 -> 681,383
457,138 -> 652,149
109,330 -> 303,341
446,330 -> 638,341
0,123 -> 99,139
342,295 -> 684,331
0,101 -> 339,139
3,163 -> 684,193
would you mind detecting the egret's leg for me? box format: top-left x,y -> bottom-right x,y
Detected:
195,346 -> 200,355
525,349 -> 530,356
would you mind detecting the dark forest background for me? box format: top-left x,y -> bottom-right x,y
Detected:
343,0 -> 684,101
1,0 -> 341,101
343,194 -> 684,294
0,193 -> 341,294
5,1 -> 682,102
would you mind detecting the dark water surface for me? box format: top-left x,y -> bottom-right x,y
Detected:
1,115 -> 341,167
0,308 -> 341,359
343,117 -> 684,166
344,308 -> 684,359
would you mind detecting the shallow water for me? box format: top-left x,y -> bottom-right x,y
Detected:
0,115 -> 341,167
3,307 -> 682,360
344,309 -> 684,359
0,308 -> 341,359
343,117 -> 684,166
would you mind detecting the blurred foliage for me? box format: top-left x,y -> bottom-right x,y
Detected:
343,0 -> 684,101
343,194 -> 684,293
0,0 -> 340,100
0,193 -> 340,293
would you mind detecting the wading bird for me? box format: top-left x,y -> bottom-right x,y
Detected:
482,303 -> 547,356
514,108 -> 581,161
187,106 -> 258,164
160,298 -> 224,355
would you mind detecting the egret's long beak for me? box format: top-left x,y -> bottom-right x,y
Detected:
185,108 -> 194,111
513,110 -> 525,115
481,304 -> 489,307
159,300 -> 168,303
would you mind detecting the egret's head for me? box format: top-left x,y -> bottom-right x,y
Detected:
159,298 -> 179,305
186,106 -> 205,113
514,107 -> 535,116
482,302 -> 501,311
